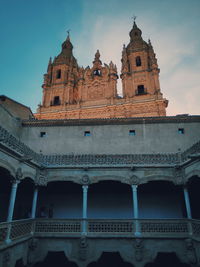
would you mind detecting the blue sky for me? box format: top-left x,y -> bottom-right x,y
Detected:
0,0 -> 200,115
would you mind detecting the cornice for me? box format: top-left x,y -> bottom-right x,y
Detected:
22,115 -> 200,127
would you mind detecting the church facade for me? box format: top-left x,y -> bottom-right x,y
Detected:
35,21 -> 168,120
0,22 -> 200,267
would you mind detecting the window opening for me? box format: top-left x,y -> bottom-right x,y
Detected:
53,96 -> 60,105
56,69 -> 61,79
178,128 -> 184,134
93,69 -> 101,76
84,131 -> 91,136
137,85 -> 145,95
129,130 -> 136,136
40,132 -> 46,137
136,56 -> 142,66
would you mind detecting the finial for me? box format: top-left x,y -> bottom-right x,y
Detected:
132,15 -> 137,24
66,29 -> 71,40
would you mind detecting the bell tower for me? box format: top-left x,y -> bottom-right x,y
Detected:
42,33 -> 79,110
121,21 -> 167,115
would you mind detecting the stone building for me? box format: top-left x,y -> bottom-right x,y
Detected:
0,22 -> 200,267
35,21 -> 168,120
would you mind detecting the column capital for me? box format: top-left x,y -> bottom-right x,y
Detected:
81,175 -> 90,185
129,175 -> 139,185
82,185 -> 89,191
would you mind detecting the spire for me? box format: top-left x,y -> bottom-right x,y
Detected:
93,49 -> 102,66
129,20 -> 142,40
47,57 -> 52,72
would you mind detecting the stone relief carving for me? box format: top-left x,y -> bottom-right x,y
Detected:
185,238 -> 197,264
15,167 -> 23,181
35,169 -> 48,186
79,236 -> 88,261
81,175 -> 90,185
174,167 -> 185,185
134,239 -> 144,262
129,175 -> 139,185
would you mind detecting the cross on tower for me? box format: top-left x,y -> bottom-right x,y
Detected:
132,15 -> 137,23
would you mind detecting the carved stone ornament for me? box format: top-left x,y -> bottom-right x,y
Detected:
3,251 -> 10,267
134,239 -> 144,262
174,167 -> 185,185
129,175 -> 139,185
79,236 -> 88,261
185,238 -> 197,264
15,167 -> 23,181
35,169 -> 48,186
81,175 -> 90,185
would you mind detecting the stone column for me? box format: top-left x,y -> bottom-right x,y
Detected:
131,184 -> 140,236
82,185 -> 88,234
7,180 -> 19,222
183,185 -> 192,219
31,186 -> 39,219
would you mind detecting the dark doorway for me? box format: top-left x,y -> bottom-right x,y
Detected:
33,251 -> 78,267
145,252 -> 190,267
187,176 -> 200,219
15,259 -> 25,267
88,252 -> 134,267
0,167 -> 12,222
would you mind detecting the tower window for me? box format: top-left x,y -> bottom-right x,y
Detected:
93,69 -> 101,76
84,131 -> 91,136
137,85 -> 146,95
178,128 -> 184,134
56,69 -> 61,79
129,130 -> 136,136
53,96 -> 60,105
40,132 -> 46,137
136,56 -> 142,66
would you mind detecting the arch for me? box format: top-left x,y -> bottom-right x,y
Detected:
91,175 -> 129,185
88,252 -> 134,267
138,175 -> 175,185
0,159 -> 16,177
33,251 -> 78,267
47,175 -> 82,185
22,171 -> 36,182
138,180 -> 185,219
56,69 -> 61,79
185,170 -> 200,183
145,252 -> 190,267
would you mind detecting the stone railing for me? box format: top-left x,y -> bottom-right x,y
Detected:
1,218 -> 200,246
0,125 -> 200,167
0,219 -> 33,244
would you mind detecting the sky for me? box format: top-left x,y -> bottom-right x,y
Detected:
0,0 -> 199,115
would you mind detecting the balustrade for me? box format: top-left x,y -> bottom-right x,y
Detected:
0,218 -> 200,246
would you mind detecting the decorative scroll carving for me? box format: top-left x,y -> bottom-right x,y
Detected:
79,236 -> 88,261
134,239 -> 144,262
185,238 -> 197,264
81,175 -> 90,185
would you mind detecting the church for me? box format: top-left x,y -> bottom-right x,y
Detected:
0,21 -> 200,267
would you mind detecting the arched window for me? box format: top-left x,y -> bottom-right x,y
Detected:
137,85 -> 145,95
56,69 -> 61,79
93,69 -> 101,76
53,96 -> 60,105
136,56 -> 141,67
